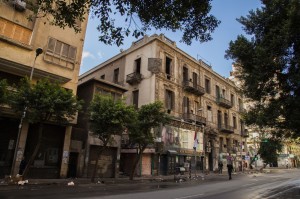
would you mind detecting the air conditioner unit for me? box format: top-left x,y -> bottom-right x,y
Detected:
12,0 -> 26,12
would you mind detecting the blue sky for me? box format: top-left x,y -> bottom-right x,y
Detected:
80,0 -> 262,77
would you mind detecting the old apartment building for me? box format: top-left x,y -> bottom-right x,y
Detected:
79,34 -> 248,176
0,1 -> 88,178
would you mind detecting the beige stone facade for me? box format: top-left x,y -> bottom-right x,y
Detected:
0,1 -> 88,178
80,34 -> 248,175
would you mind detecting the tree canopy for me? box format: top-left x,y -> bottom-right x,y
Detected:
29,0 -> 220,46
258,138 -> 283,166
127,101 -> 170,180
225,0 -> 300,138
88,94 -> 136,182
11,78 -> 81,124
10,77 -> 82,178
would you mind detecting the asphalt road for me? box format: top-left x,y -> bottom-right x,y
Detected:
1,169 -> 300,199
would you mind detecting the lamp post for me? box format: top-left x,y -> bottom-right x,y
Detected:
11,48 -> 43,176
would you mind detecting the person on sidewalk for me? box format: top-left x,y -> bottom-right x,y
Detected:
227,154 -> 233,180
218,161 -> 223,174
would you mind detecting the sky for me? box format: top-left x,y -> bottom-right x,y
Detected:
80,0 -> 262,77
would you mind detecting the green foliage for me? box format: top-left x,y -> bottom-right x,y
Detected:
128,101 -> 170,147
11,78 -> 82,124
258,138 -> 283,165
28,0 -> 220,46
225,0 -> 300,137
0,78 -> 9,105
88,94 -> 136,143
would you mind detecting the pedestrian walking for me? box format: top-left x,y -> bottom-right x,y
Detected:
218,161 -> 223,174
227,154 -> 233,180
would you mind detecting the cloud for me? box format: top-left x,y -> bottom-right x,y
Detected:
97,51 -> 103,59
80,50 -> 95,66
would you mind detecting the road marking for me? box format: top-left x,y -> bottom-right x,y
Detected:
174,194 -> 204,199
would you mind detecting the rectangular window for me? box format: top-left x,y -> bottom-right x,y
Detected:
0,18 -> 32,45
45,37 -> 77,69
207,106 -> 212,122
205,78 -> 211,94
113,68 -> 119,84
132,90 -> 139,109
222,89 -> 226,98
100,75 -> 105,80
166,57 -> 172,80
231,94 -> 235,106
135,58 -> 141,74
192,72 -> 198,88
216,85 -> 220,98
182,96 -> 190,114
233,116 -> 237,129
165,89 -> 175,111
224,113 -> 228,126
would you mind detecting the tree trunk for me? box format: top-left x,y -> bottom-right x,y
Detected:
91,146 -> 106,183
129,146 -> 146,180
22,122 -> 44,179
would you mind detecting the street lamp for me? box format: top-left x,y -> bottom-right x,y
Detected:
11,47 -> 43,176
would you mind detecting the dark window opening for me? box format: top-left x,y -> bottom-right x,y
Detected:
205,78 -> 211,94
166,57 -> 172,79
135,58 -> 141,74
132,90 -> 139,109
113,68 -> 119,83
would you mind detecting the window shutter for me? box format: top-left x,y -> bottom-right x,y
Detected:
54,41 -> 62,55
62,44 -> 69,58
47,38 -> 56,52
68,46 -> 77,60
3,21 -> 14,38
20,28 -> 31,44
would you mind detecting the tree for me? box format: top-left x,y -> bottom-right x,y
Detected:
127,101 -> 170,180
88,94 -> 136,182
27,0 -> 220,46
0,79 -> 9,105
11,78 -> 82,178
258,137 -> 283,166
225,0 -> 300,138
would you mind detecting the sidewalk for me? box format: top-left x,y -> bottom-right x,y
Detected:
0,171 -> 243,188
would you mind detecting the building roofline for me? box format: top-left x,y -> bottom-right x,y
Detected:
80,34 -> 236,88
78,77 -> 128,92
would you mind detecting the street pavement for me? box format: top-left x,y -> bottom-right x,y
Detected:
0,169 -> 268,191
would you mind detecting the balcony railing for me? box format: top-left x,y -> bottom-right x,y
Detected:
182,81 -> 205,96
218,124 -> 234,134
126,72 -> 142,85
182,113 -> 206,125
216,97 -> 233,109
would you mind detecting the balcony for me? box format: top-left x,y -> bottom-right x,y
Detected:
182,113 -> 206,125
126,72 -> 142,85
182,81 -> 205,96
216,97 -> 233,109
218,124 -> 234,134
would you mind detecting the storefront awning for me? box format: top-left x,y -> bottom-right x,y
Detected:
167,150 -> 177,155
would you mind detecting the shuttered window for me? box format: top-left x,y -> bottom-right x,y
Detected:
0,17 -> 32,45
45,37 -> 77,70
165,89 -> 175,111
